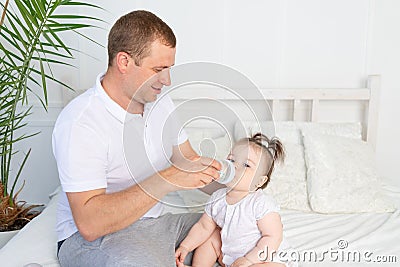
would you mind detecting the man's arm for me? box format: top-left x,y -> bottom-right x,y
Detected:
171,140 -> 225,194
68,153 -> 220,242
67,172 -> 169,242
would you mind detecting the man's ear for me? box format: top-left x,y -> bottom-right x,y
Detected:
115,52 -> 130,73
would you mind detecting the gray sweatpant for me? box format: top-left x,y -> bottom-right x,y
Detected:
58,212 -> 202,267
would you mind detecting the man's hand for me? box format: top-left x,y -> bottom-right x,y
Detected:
160,155 -> 221,191
175,245 -> 190,267
231,256 -> 253,267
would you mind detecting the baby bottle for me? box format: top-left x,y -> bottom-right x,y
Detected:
217,159 -> 235,184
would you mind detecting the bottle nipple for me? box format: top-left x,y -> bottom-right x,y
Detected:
217,159 -> 235,184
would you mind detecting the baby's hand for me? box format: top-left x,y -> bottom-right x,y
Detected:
175,245 -> 190,267
231,256 -> 252,267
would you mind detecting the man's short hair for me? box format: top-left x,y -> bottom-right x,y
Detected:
108,10 -> 176,66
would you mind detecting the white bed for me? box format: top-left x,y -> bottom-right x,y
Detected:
1,75 -> 399,267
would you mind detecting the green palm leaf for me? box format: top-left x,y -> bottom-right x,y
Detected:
0,0 -> 104,212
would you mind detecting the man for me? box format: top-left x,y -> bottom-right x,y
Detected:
53,10 -> 221,266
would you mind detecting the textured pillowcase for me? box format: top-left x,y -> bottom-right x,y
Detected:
263,143 -> 311,211
234,121 -> 311,211
303,133 -> 395,213
300,122 -> 362,141
183,127 -> 310,212
233,120 -> 362,212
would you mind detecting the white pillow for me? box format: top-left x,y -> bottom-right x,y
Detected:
181,135 -> 310,212
187,131 -> 232,160
234,121 -> 313,211
233,120 -> 363,212
0,187 -> 60,266
185,127 -> 225,140
300,122 -> 362,141
263,143 -> 311,211
233,120 -> 362,144
273,143 -> 306,182
263,179 -> 310,212
303,133 -> 395,213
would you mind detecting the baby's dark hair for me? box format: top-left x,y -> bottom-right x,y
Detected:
245,133 -> 285,189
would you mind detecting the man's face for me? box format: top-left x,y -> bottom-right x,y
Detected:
129,40 -> 176,105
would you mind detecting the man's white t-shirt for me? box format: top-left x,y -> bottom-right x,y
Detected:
52,73 -> 187,241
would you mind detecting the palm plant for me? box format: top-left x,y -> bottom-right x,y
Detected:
0,0 -> 103,231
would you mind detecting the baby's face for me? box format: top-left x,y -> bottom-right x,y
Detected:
226,142 -> 268,191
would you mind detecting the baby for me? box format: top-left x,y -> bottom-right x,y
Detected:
175,133 -> 295,267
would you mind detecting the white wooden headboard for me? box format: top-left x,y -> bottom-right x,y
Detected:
260,75 -> 381,149
171,75 -> 380,150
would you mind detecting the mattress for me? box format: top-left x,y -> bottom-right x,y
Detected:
0,188 -> 399,266
163,189 -> 400,267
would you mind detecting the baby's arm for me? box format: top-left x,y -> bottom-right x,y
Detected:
241,212 -> 283,265
175,213 -> 217,266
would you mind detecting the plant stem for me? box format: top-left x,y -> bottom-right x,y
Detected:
3,0 -> 58,205
0,0 -> 10,27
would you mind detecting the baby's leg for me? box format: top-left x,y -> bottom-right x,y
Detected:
191,228 -> 223,267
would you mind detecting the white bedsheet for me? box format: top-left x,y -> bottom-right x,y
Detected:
167,187 -> 400,267
281,209 -> 400,266
163,190 -> 400,267
281,186 -> 400,266
0,190 -> 399,267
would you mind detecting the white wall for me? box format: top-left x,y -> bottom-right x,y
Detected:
368,0 -> 400,188
11,0 -> 400,204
